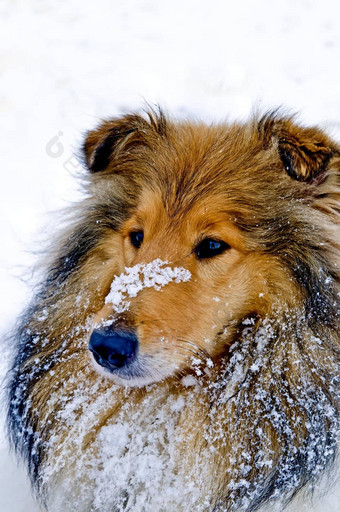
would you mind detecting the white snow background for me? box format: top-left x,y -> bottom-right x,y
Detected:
0,0 -> 340,510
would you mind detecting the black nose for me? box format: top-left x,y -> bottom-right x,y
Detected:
89,327 -> 138,372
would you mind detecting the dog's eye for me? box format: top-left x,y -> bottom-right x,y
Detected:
195,238 -> 230,259
130,231 -> 144,249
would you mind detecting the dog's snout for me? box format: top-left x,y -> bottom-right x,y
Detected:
89,327 -> 138,371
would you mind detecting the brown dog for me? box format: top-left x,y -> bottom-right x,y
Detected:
8,110 -> 340,511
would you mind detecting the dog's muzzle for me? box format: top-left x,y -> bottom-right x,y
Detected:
89,326 -> 138,372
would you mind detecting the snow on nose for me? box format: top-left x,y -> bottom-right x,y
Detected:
105,259 -> 191,313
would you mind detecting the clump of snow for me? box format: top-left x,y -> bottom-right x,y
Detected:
105,259 -> 191,312
181,375 -> 199,388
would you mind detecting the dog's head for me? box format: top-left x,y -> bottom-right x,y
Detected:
80,110 -> 339,386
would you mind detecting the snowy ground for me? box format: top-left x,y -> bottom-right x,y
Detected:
0,0 -> 340,510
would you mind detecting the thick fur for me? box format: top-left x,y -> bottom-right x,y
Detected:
7,110 -> 340,511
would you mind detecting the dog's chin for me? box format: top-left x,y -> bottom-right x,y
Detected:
90,354 -> 175,388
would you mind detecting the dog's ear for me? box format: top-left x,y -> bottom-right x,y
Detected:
83,111 -> 167,173
260,115 -> 337,183
277,127 -> 335,183
83,115 -> 150,173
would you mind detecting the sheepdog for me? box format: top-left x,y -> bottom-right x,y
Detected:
7,110 -> 340,512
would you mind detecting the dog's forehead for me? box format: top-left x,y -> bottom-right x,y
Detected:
145,124 -> 284,213
134,186 -> 232,221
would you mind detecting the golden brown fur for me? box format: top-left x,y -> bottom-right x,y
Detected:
8,110 -> 340,511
